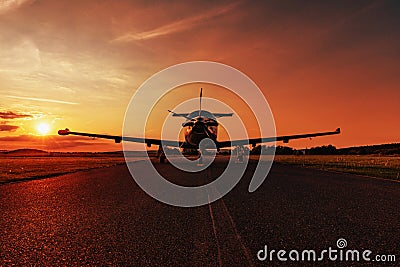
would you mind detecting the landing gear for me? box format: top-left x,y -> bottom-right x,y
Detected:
160,154 -> 166,163
197,150 -> 204,166
157,146 -> 166,163
236,145 -> 245,163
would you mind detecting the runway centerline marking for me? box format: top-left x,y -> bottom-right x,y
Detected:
208,194 -> 223,266
206,165 -> 255,267
219,197 -> 255,267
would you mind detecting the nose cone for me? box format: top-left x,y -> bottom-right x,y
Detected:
193,123 -> 204,133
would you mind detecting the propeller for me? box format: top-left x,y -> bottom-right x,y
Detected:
203,124 -> 212,139
192,120 -> 214,139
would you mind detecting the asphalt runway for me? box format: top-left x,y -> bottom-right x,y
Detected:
1,158 -> 399,266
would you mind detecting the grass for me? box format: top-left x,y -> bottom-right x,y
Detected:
273,155 -> 400,180
0,156 -> 127,184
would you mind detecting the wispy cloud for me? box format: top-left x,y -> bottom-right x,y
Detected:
112,2 -> 241,42
0,0 -> 35,14
6,95 -> 78,105
0,122 -> 19,132
0,111 -> 32,119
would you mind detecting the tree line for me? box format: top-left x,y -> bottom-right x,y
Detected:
250,143 -> 400,155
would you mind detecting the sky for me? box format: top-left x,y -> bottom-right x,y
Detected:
0,0 -> 399,151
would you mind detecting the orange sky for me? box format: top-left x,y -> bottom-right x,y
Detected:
0,0 -> 399,151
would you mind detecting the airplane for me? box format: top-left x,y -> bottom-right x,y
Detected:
58,88 -> 340,163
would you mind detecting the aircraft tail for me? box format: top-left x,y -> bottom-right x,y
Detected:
199,88 -> 233,118
199,88 -> 203,117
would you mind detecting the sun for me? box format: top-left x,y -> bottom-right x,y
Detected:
37,123 -> 50,135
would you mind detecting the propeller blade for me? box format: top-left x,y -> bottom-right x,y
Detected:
201,123 -> 213,139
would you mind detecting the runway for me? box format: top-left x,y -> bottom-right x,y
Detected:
1,158 -> 399,266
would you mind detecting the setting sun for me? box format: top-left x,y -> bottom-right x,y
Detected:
37,123 -> 50,135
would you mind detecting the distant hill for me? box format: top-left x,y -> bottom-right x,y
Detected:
3,149 -> 50,156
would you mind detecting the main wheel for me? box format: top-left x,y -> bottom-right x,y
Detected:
160,155 -> 166,163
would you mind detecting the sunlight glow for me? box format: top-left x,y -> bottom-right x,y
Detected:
37,123 -> 50,135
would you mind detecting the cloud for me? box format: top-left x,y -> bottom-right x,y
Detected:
0,39 -> 41,72
0,124 -> 19,132
0,0 -> 35,15
6,95 -> 78,105
112,1 -> 241,42
0,111 -> 32,119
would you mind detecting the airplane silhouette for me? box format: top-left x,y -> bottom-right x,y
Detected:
59,88 -> 340,163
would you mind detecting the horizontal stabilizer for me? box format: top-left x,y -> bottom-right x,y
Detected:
212,113 -> 233,118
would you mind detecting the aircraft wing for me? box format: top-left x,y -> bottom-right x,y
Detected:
216,128 -> 341,148
58,129 -> 182,147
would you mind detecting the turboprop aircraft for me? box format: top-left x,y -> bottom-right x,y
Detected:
58,88 -> 340,163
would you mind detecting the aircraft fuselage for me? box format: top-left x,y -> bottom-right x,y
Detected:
181,110 -> 219,148
184,119 -> 218,147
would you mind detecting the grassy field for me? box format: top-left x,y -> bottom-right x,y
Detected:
0,156 -> 127,183
273,155 -> 400,180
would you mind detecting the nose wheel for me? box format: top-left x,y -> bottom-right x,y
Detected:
197,150 -> 204,166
